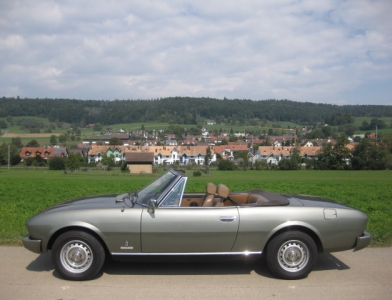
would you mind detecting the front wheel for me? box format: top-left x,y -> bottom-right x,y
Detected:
52,231 -> 105,281
265,231 -> 317,280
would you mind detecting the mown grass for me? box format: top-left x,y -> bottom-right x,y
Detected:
0,168 -> 391,247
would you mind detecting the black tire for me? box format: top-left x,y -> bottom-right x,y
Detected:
265,231 -> 317,280
52,231 -> 105,281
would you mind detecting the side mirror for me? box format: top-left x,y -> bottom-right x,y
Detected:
148,199 -> 158,213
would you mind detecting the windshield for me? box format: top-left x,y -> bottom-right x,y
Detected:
136,171 -> 179,205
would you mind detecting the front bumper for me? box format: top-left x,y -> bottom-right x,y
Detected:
22,235 -> 42,254
353,231 -> 372,252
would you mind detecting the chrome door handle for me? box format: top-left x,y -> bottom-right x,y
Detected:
219,216 -> 237,222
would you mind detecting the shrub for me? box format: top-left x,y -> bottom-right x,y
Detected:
48,157 -> 66,170
193,170 -> 202,176
217,159 -> 237,170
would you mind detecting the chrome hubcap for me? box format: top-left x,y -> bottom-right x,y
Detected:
278,240 -> 309,272
60,240 -> 93,273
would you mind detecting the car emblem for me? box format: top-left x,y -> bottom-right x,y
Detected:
125,240 -> 129,247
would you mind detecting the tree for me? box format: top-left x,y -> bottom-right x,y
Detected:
0,142 -> 22,166
218,159 -> 237,170
233,151 -> 250,170
50,135 -> 57,145
31,154 -> 46,167
370,118 -> 386,129
229,135 -> 238,142
0,142 -> 6,165
290,148 -> 301,169
351,138 -> 391,170
0,120 -> 7,128
332,134 -> 352,169
93,123 -> 102,131
58,134 -> 67,144
26,139 -> 40,147
48,157 -> 66,170
315,134 -> 351,170
220,138 -> 229,145
204,146 -> 212,165
278,158 -> 292,170
360,120 -> 370,130
360,118 -> 387,130
109,137 -> 124,145
325,113 -> 354,126
65,152 -> 81,171
278,148 -> 301,170
100,153 -> 115,167
265,136 -> 271,146
11,137 -> 23,149
339,124 -> 356,137
254,159 -> 268,170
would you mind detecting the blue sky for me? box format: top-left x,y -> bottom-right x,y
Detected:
0,0 -> 391,105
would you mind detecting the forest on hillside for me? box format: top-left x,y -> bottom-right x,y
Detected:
1,97 -> 392,126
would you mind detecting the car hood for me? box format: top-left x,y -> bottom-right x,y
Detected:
39,194 -> 143,213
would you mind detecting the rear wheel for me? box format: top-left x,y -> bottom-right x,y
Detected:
265,231 -> 317,280
52,231 -> 105,281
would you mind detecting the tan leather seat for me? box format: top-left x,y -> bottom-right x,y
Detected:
217,184 -> 229,200
201,183 -> 217,207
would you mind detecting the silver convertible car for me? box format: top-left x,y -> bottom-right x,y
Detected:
23,169 -> 371,281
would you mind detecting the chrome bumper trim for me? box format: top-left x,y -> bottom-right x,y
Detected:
22,235 -> 42,254
354,231 -> 371,252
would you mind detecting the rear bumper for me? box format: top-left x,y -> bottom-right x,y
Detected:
22,235 -> 42,254
353,231 -> 372,252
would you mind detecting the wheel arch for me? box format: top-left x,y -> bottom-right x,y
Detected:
46,226 -> 110,257
263,224 -> 324,254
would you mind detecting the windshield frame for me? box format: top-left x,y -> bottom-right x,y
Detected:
135,170 -> 183,206
159,177 -> 187,207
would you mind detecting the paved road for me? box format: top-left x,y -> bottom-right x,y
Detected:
0,246 -> 391,300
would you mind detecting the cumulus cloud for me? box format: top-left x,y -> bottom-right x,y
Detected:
0,0 -> 391,104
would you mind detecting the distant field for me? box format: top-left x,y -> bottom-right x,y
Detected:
1,133 -> 61,138
1,116 -> 391,143
0,168 -> 391,247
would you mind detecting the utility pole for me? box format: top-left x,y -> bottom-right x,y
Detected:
8,144 -> 10,169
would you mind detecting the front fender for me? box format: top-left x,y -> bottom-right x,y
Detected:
44,221 -> 105,252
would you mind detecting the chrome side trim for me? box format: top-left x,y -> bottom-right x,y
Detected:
111,251 -> 262,256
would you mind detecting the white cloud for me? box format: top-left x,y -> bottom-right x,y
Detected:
0,0 -> 391,104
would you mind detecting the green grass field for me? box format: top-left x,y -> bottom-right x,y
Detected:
0,168 -> 391,247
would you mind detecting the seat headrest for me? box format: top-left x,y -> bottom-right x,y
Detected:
217,184 -> 229,198
206,183 -> 217,194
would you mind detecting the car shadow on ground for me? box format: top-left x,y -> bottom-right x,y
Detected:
26,252 -> 53,272
102,252 -> 350,279
25,252 -> 349,280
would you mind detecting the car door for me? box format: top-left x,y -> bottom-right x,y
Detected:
141,204 -> 239,253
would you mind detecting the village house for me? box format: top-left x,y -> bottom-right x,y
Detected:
124,152 -> 154,173
19,147 -> 67,161
212,142 -> 249,160
87,144 -> 217,166
254,146 -> 321,165
87,145 -> 127,163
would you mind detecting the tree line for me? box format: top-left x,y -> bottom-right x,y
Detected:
1,97 -> 392,126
